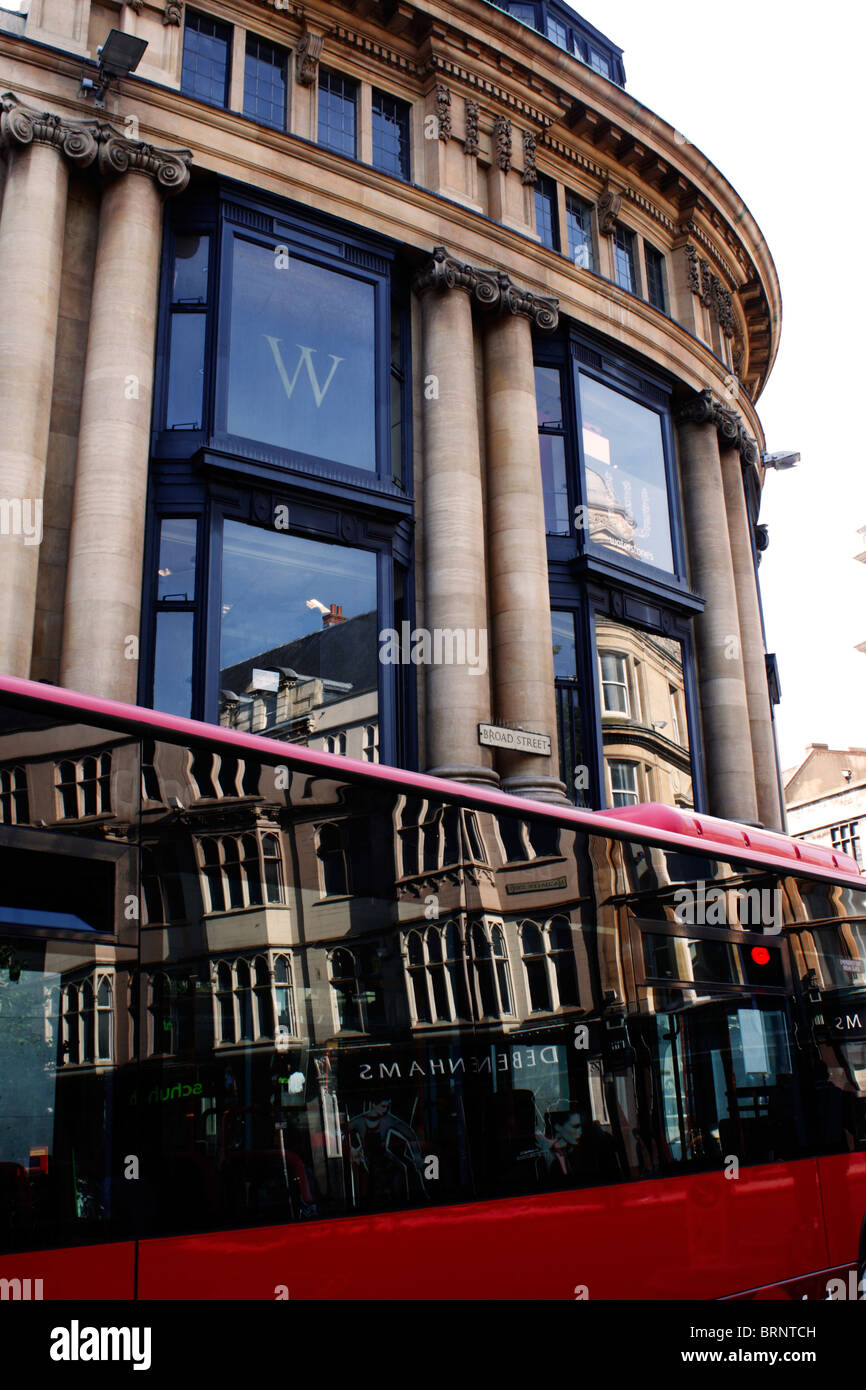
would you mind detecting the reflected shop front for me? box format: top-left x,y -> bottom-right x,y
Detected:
1,699 -> 865,1253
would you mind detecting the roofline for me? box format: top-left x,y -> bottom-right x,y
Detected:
1,675 -> 862,890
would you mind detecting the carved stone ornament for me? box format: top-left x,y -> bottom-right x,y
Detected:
412,246 -> 559,330
493,114 -> 512,171
128,0 -> 144,12
597,184 -> 622,237
464,99 -> 479,157
0,92 -> 99,166
521,129 -> 537,186
434,84 -> 452,142
296,31 -> 324,87
676,387 -> 758,465
686,243 -> 735,339
163,1 -> 183,24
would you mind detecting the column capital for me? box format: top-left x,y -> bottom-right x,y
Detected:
676,387 -> 758,466
0,92 -> 98,167
0,95 -> 192,195
96,126 -> 192,195
413,246 -> 558,330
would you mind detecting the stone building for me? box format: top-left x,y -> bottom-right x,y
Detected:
0,0 -> 785,827
785,746 -> 866,871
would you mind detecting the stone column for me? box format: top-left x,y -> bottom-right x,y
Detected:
720,438 -> 783,829
676,390 -> 758,824
483,293 -> 567,803
412,248 -> 499,788
61,132 -> 191,701
0,98 -> 98,676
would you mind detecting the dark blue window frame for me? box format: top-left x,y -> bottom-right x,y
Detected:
644,242 -> 667,314
612,224 -> 637,295
145,183 -> 418,771
243,32 -> 289,130
535,328 -> 706,811
181,8 -> 232,109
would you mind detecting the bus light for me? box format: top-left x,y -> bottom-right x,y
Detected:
750,946 -> 771,966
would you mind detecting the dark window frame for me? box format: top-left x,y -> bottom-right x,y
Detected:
181,7 -> 233,110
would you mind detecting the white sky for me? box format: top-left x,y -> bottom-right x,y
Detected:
4,0 -> 864,769
573,0 -> 866,772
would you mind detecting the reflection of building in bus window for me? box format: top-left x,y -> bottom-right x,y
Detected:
534,1107 -> 620,1186
329,946 -> 385,1033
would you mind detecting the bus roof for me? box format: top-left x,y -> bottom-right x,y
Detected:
0,674 -> 862,891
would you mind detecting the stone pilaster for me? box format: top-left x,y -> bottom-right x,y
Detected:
0,97 -> 99,677
412,248 -> 500,788
61,129 -> 191,701
676,389 -> 758,824
482,291 -> 567,803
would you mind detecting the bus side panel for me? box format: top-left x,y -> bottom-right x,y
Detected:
136,1159 -> 826,1301
0,1241 -> 136,1300
817,1151 -> 866,1271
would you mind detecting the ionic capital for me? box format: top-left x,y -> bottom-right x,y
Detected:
0,95 -> 192,196
676,387 -> 758,466
96,126 -> 192,195
413,246 -> 558,330
0,92 -> 99,167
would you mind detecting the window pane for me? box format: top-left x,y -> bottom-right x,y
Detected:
539,435 -> 569,535
565,195 -> 593,271
613,226 -> 636,295
318,70 -> 357,158
534,175 -> 559,251
226,239 -> 376,472
578,374 -> 674,572
166,313 -> 205,430
371,89 -> 410,180
154,611 -> 194,717
157,518 -> 197,602
597,619 -> 694,810
173,235 -> 210,304
645,244 -> 666,312
219,521 -> 379,749
182,10 -> 231,107
244,34 -> 288,128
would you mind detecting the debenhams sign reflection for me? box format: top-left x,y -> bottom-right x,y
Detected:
330,1047 -> 563,1082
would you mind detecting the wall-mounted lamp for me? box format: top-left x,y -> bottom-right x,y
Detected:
761,450 -> 800,471
80,29 -> 148,106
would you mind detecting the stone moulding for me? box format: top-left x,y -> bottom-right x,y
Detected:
412,245 -> 559,330
0,94 -> 192,194
521,129 -> 537,186
464,98 -> 480,156
296,31 -> 324,86
434,83 -> 452,141
676,387 -> 758,466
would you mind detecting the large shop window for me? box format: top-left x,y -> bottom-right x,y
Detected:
578,374 -> 674,574
218,522 -> 379,748
226,239 -> 377,472
148,188 -> 412,762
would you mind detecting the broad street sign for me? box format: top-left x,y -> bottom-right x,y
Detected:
477,723 -> 552,757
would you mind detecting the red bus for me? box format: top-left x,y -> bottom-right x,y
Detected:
0,673 -> 864,1302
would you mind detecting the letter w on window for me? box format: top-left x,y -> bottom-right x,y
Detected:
264,338 -> 344,407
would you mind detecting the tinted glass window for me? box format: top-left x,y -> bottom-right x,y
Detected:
577,373 -> 674,572
244,34 -> 288,128
371,90 -> 410,180
226,238 -> 377,471
534,173 -> 559,251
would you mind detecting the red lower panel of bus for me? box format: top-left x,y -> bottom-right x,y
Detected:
5,1155 -> 863,1300
135,1159 -> 831,1301
0,1241 -> 135,1300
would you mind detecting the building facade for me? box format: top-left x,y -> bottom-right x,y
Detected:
785,745 -> 866,871
0,0 -> 785,828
